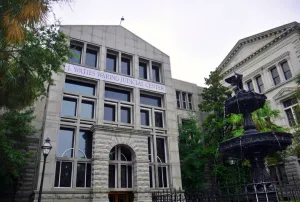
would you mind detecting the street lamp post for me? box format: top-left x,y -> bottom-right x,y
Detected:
38,138 -> 52,202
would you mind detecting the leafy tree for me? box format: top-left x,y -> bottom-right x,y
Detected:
0,110 -> 36,194
0,24 -> 70,110
1,0 -> 68,43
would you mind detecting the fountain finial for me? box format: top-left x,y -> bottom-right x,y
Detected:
225,72 -> 244,91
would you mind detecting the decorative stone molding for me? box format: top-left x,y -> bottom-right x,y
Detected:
220,25 -> 300,77
91,124 -> 151,136
273,87 -> 297,101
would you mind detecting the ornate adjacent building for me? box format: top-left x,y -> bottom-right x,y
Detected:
217,21 -> 300,182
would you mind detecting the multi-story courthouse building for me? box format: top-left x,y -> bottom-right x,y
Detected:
217,22 -> 300,182
25,25 -> 205,202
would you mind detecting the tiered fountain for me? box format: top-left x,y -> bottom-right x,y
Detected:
219,73 -> 293,202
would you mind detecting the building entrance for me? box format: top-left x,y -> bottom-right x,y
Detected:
108,191 -> 134,202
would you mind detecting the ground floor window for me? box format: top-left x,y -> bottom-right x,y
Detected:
109,145 -> 133,188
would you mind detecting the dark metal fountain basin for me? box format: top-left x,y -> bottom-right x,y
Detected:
219,131 -> 293,159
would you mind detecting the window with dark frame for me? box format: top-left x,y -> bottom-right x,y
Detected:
176,91 -> 193,110
256,76 -> 264,93
80,100 -> 94,119
85,48 -> 97,67
247,80 -> 254,92
121,57 -> 131,75
57,128 -> 75,158
152,64 -> 160,82
154,111 -> 164,128
281,61 -> 292,80
105,87 -> 131,102
139,61 -> 148,79
283,98 -> 298,127
270,67 -> 280,85
61,97 -> 77,117
120,106 -> 131,124
106,53 -> 117,72
69,43 -> 82,64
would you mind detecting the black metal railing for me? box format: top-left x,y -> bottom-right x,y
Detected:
152,178 -> 300,202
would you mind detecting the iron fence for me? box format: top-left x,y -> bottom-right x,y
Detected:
152,178 -> 300,202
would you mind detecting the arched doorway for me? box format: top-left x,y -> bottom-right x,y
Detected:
108,145 -> 134,202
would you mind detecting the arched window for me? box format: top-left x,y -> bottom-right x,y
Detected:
109,145 -> 133,188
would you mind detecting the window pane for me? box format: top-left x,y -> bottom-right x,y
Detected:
121,165 -> 127,188
158,166 -> 163,187
121,57 -> 130,75
149,166 -> 153,188
61,97 -> 77,116
60,162 -> 72,187
105,87 -> 130,102
256,76 -> 264,93
285,108 -> 296,126
86,163 -> 91,187
128,165 -> 132,188
54,162 -> 60,187
247,81 -> 254,91
152,65 -> 160,82
64,79 -> 95,96
139,62 -> 147,79
140,94 -> 161,107
182,92 -> 187,109
155,112 -> 163,128
109,164 -> 115,188
271,67 -> 280,85
78,130 -> 92,159
281,61 -> 292,80
57,128 -> 74,158
106,54 -> 116,72
86,48 -> 97,67
283,98 -> 298,108
121,107 -> 131,123
104,104 -> 116,121
188,94 -> 192,109
148,137 -> 152,162
156,138 -> 166,163
69,45 -> 82,64
163,167 -> 168,187
76,163 -> 86,187
81,100 -> 94,119
140,110 -> 150,126
176,91 -> 181,108
120,145 -> 132,161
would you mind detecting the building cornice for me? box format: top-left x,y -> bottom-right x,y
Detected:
221,26 -> 300,77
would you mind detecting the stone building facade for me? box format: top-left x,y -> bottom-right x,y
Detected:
217,22 -> 300,182
31,25 -> 205,202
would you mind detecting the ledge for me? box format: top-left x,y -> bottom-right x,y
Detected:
91,124 -> 151,135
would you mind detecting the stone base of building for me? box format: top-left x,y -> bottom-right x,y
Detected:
33,190 -> 152,202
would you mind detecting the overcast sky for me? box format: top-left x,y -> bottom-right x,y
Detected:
52,0 -> 300,86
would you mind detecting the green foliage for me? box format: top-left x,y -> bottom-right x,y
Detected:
179,118 -> 206,189
0,110 -> 36,193
0,23 -> 70,110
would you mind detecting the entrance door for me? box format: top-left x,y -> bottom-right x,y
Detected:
109,192 -> 133,202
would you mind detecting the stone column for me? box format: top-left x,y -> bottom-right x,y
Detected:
134,161 -> 152,202
92,131 -> 110,202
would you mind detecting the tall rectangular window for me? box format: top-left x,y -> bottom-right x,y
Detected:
140,109 -> 150,126
281,61 -> 292,80
121,106 -> 131,124
247,80 -> 254,92
139,62 -> 148,79
76,163 -> 91,187
78,130 -> 92,159
55,161 -> 73,187
104,104 -> 116,121
64,79 -> 95,96
188,94 -> 193,110
154,111 -> 164,128
140,94 -> 162,107
270,67 -> 280,86
121,57 -> 131,75
69,43 -> 82,64
106,53 -> 117,72
152,65 -> 160,82
105,87 -> 131,102
85,48 -> 97,67
256,76 -> 264,93
176,91 -> 181,108
57,128 -> 75,158
182,92 -> 187,109
158,166 -> 168,188
80,100 -> 94,119
156,138 -> 166,163
283,98 -> 298,126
